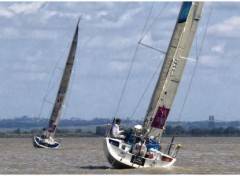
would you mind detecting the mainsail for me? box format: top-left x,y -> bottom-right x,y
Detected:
48,19 -> 80,137
143,2 -> 203,140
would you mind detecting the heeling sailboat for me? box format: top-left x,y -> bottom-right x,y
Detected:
104,2 -> 203,168
33,18 -> 80,148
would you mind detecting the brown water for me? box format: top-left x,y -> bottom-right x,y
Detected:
0,137 -> 239,174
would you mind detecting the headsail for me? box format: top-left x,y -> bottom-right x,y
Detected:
143,2 -> 203,140
48,19 -> 80,137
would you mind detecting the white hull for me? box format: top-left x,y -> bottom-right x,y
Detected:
103,137 -> 176,169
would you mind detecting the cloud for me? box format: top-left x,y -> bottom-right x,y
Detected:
211,43 -> 225,54
30,29 -> 59,40
9,2 -> 45,14
0,27 -> 58,40
97,11 -> 108,18
0,27 -> 19,39
96,6 -> 142,28
0,5 -> 14,18
213,2 -> 240,11
199,55 -> 218,68
109,61 -> 129,72
42,10 -> 79,20
209,16 -> 240,38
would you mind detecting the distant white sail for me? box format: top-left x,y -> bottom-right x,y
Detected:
143,2 -> 204,140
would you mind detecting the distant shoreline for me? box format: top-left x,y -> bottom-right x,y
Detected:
0,133 -> 239,138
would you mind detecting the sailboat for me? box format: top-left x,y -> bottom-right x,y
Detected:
33,19 -> 80,148
104,2 -> 203,168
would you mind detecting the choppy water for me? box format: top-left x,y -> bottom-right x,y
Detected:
0,137 -> 239,174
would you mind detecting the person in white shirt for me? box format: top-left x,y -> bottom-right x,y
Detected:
112,118 -> 125,139
40,128 -> 49,139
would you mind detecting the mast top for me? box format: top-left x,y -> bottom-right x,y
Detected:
77,14 -> 82,27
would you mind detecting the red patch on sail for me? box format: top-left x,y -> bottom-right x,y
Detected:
161,155 -> 173,162
151,106 -> 170,129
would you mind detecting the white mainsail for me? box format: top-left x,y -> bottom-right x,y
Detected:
47,19 -> 80,137
143,2 -> 203,140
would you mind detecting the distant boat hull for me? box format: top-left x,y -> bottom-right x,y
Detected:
103,137 -> 176,169
33,136 -> 60,149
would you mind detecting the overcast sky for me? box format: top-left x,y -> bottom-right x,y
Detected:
0,1 -> 240,122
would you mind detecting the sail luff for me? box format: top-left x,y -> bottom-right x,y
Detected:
48,21 -> 79,137
143,2 -> 192,129
143,2 -> 203,139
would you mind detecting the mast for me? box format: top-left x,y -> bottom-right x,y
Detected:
143,2 -> 203,140
48,18 -> 80,137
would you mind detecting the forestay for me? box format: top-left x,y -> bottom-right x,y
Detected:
143,2 -> 203,141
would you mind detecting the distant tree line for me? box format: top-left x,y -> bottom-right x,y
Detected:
1,125 -> 240,138
0,116 -> 113,128
95,125 -> 240,137
0,128 -> 97,138
163,125 -> 240,137
0,116 -> 239,131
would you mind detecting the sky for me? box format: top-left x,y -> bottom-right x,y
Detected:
0,1 -> 240,122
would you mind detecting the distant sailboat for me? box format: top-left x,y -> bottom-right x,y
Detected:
33,18 -> 80,148
104,2 -> 203,168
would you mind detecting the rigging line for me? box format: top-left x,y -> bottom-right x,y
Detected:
44,99 -> 55,105
41,71 -> 63,127
113,3 -> 164,119
42,62 -> 70,117
130,55 -> 164,119
45,72 -> 62,98
139,2 -> 155,40
139,42 -> 166,54
114,44 -> 140,118
177,2 -> 214,123
198,2 -> 214,57
140,2 -> 169,42
46,42 -> 71,95
37,40 -> 71,119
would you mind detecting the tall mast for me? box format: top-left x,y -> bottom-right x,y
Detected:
48,19 -> 80,137
143,2 -> 203,140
